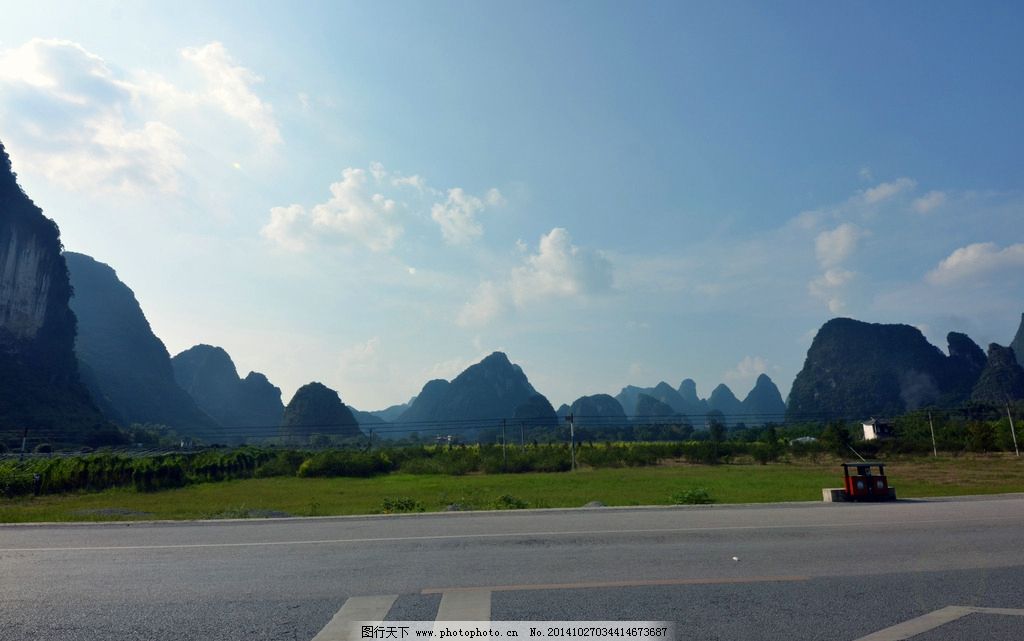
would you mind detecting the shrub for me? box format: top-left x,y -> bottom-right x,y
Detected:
671,487 -> 715,505
492,494 -> 529,509
381,497 -> 425,513
255,451 -> 306,477
297,451 -> 393,477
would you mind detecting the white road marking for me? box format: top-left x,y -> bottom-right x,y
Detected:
436,589 -> 492,621
311,595 -> 398,641
3,514 -> 1023,553
422,575 -> 809,594
854,605 -> 1024,640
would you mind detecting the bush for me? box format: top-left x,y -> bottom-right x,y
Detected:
671,487 -> 715,505
491,494 -> 529,510
381,497 -> 425,513
255,451 -> 306,477
33,443 -> 52,454
297,451 -> 393,477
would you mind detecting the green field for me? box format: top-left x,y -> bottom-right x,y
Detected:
2,455 -> 1023,523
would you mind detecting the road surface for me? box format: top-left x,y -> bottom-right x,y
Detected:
2,495 -> 1023,640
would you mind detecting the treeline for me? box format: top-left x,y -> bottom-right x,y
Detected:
1,440 -> 784,498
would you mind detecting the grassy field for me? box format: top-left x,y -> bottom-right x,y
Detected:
2,454 -> 1023,523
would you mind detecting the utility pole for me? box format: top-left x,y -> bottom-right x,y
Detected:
368,428 -> 373,452
567,413 -> 576,471
20,426 -> 28,461
502,419 -> 507,468
1007,402 -> 1020,458
928,411 -> 938,457
520,422 -> 525,447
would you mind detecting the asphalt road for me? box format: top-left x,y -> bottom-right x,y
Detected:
2,495 -> 1024,641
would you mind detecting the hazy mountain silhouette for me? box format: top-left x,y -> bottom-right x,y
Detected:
1011,314 -> 1024,368
788,317 -> 986,419
281,382 -> 361,443
707,383 -> 743,419
398,352 -> 548,429
740,374 -> 786,424
512,393 -> 559,428
65,252 -> 222,441
634,393 -> 677,422
971,344 -> 1024,404
172,344 -> 283,439
568,394 -> 627,426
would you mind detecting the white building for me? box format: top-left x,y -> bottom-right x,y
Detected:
862,418 -> 894,441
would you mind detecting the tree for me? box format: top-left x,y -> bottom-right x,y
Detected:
820,422 -> 853,457
967,421 -> 996,453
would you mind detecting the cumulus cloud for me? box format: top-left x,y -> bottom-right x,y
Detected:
265,162 -> 503,252
261,204 -> 309,251
0,38 -> 280,195
180,42 -> 281,146
456,281 -> 507,327
458,228 -> 612,327
809,268 -> 855,313
927,242 -> 1024,285
432,188 -> 490,245
808,223 -> 866,313
912,190 -> 947,214
511,228 -> 613,304
0,38 -> 185,194
724,355 -> 769,385
814,223 -> 864,268
862,177 -> 916,204
262,167 -> 402,252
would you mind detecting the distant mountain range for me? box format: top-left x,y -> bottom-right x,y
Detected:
613,375 -> 785,426
5,128 -> 1024,447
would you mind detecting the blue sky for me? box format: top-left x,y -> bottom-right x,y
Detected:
2,1 -> 1022,411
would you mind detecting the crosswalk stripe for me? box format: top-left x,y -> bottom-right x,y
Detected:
312,594 -> 398,641
436,589 -> 492,621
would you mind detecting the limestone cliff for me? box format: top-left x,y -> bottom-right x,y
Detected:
0,140 -> 108,443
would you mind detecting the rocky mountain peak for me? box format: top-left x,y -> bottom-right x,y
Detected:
1011,313 -> 1024,368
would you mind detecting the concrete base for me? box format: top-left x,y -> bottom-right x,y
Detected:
822,487 -> 898,502
822,488 -> 847,502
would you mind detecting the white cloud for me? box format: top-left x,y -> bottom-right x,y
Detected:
261,167 -> 402,252
180,42 -> 280,146
0,38 -> 280,196
456,280 -> 507,327
0,38 -> 185,194
724,355 -> 768,385
338,337 -> 381,372
430,187 -> 504,245
511,228 -> 613,304
809,268 -> 855,314
862,177 -> 916,204
310,168 -> 401,251
266,163 -> 502,252
260,204 -> 309,251
425,356 -> 478,381
458,228 -> 612,327
927,242 -> 1024,285
814,223 -> 863,268
858,166 -> 873,181
912,190 -> 947,214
